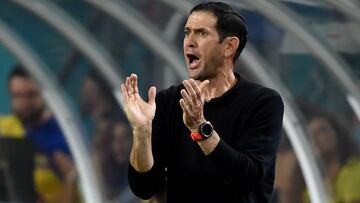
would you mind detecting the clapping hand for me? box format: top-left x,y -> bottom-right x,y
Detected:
179,79 -> 209,132
121,74 -> 157,129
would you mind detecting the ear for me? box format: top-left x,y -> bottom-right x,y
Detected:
224,37 -> 240,58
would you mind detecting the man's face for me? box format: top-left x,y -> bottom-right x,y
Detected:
183,11 -> 226,80
9,76 -> 45,124
308,118 -> 337,158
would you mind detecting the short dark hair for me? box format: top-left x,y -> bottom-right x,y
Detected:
190,1 -> 248,63
8,64 -> 32,87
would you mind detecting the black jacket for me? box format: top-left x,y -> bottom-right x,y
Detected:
128,73 -> 284,203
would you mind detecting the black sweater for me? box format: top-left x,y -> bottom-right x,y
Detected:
128,73 -> 284,203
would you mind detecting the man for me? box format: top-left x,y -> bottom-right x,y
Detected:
0,66 -> 79,203
122,2 -> 284,203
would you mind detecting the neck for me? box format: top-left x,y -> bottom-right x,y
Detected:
23,110 -> 51,128
323,150 -> 340,164
325,158 -> 341,182
201,68 -> 237,102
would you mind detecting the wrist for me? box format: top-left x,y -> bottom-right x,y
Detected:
133,122 -> 152,134
189,119 -> 207,133
190,121 -> 214,141
133,123 -> 152,146
197,131 -> 220,155
198,131 -> 219,143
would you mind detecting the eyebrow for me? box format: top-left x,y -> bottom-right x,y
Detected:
184,27 -> 209,33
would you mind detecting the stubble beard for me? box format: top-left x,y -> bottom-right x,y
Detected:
15,105 -> 46,126
195,59 -> 222,81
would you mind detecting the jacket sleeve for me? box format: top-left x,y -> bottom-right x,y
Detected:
128,90 -> 168,200
207,93 -> 284,194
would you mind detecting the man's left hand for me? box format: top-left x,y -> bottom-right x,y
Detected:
179,79 -> 209,132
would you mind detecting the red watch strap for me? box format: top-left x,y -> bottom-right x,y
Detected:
190,132 -> 203,141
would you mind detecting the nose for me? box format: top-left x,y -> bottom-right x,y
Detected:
184,33 -> 196,48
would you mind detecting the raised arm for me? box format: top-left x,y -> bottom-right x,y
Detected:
121,74 -> 156,172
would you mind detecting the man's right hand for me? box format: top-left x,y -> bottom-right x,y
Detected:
121,74 -> 156,129
122,74 -> 156,172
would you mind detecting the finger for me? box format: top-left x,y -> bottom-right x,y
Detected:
121,84 -> 128,104
180,89 -> 194,108
181,89 -> 199,114
126,76 -> 130,87
199,80 -> 210,91
148,86 -> 156,105
180,99 -> 192,116
131,73 -> 139,94
189,79 -> 202,101
183,80 -> 197,103
126,77 -> 133,95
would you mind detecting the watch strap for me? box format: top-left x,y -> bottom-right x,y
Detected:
190,132 -> 204,141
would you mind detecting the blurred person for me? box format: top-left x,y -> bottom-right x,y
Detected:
288,108 -> 360,203
93,117 -> 132,201
80,70 -> 120,122
0,65 -> 80,203
122,2 -> 284,203
273,133 -> 303,203
306,113 -> 360,203
80,69 -> 122,144
82,71 -> 141,202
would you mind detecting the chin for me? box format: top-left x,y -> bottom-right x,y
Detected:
191,73 -> 208,81
188,74 -> 197,80
189,74 -> 203,81
188,68 -> 203,80
187,70 -> 197,79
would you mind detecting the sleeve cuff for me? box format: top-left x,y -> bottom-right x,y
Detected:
207,139 -> 238,170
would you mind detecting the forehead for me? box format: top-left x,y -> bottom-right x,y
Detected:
185,11 -> 218,29
10,77 -> 39,91
309,118 -> 332,131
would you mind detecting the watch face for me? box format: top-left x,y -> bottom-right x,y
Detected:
201,122 -> 213,138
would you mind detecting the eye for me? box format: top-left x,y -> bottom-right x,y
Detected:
198,31 -> 207,36
184,30 -> 190,36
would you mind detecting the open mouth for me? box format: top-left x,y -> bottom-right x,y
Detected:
186,54 -> 200,68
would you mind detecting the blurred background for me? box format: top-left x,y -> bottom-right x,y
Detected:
0,0 -> 360,203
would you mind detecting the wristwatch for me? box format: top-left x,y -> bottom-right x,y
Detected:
190,121 -> 214,141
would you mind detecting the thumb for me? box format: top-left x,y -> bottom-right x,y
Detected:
148,86 -> 156,105
199,80 -> 210,91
